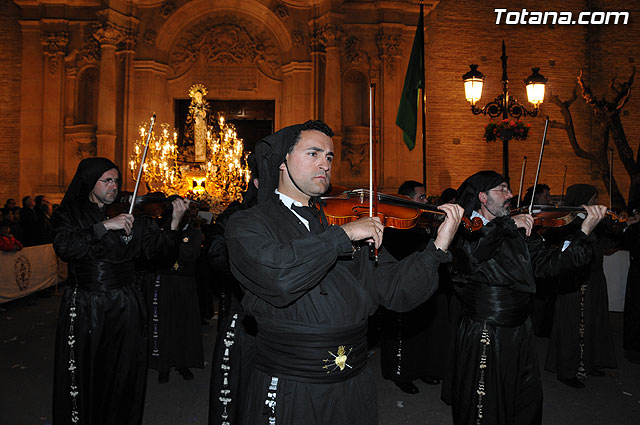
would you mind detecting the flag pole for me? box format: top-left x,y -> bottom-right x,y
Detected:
419,1 -> 426,189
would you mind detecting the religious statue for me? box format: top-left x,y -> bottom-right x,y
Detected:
188,84 -> 210,162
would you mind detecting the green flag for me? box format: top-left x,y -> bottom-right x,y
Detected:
395,9 -> 424,151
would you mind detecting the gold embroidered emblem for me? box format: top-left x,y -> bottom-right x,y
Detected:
172,261 -> 180,271
323,345 -> 353,373
182,237 -> 190,243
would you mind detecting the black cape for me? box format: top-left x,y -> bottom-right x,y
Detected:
147,225 -> 204,373
52,196 -> 178,425
545,221 -> 617,379
379,226 -> 453,382
225,195 -> 451,424
449,216 -> 595,425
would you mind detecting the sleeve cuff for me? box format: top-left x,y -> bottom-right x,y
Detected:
320,225 -> 355,256
93,222 -> 108,239
425,240 -> 453,262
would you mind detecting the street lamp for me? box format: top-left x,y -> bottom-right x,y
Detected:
462,41 -> 547,183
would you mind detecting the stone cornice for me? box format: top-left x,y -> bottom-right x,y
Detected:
133,59 -> 169,75
281,61 -> 313,74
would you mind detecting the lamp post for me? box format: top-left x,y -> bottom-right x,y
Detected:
462,41 -> 547,183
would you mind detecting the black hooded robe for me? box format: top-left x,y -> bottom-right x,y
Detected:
544,220 -> 618,380
147,225 -> 205,375
545,184 -> 617,381
225,195 -> 451,425
379,226 -> 452,384
449,216 -> 596,425
52,158 -> 178,425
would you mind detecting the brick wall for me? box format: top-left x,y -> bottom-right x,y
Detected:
401,0 -> 640,204
0,1 -> 21,206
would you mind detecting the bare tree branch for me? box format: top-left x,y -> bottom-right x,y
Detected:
550,88 -> 593,160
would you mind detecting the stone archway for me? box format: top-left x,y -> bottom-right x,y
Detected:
148,0 -> 302,128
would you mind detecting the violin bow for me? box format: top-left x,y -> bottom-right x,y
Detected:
369,83 -> 379,262
516,156 -> 527,208
560,165 -> 567,205
120,113 -> 155,244
130,113 -> 156,214
609,147 -> 614,210
528,117 -> 550,213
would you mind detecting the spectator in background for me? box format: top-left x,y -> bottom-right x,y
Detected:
523,184 -> 552,207
36,196 -> 53,244
4,198 -> 17,210
2,207 -> 24,245
0,224 -> 23,252
440,188 -> 457,205
20,195 -> 39,246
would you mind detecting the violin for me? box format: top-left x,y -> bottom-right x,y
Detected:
106,191 -> 198,219
512,204 -> 628,228
322,189 -> 483,232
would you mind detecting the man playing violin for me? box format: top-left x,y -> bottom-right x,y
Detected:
545,184 -> 619,389
224,120 -> 463,425
448,171 -> 606,425
51,157 -> 188,425
522,183 -> 551,206
379,180 -> 451,393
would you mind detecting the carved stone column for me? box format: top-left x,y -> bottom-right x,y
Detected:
40,31 -> 68,191
281,62 -> 313,126
308,31 -> 325,120
94,22 -> 125,161
116,32 -> 136,184
64,64 -> 77,126
319,25 -> 343,178
377,29 -> 404,189
320,25 -> 343,136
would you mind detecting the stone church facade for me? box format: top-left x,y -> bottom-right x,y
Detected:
1,0 -> 638,204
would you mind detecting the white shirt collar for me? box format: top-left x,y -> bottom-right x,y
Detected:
471,210 -> 490,225
275,189 -> 310,230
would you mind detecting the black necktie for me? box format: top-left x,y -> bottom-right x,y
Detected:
291,204 -> 324,234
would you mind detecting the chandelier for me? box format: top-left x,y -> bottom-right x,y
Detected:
204,115 -> 251,206
129,122 -> 180,194
129,85 -> 251,213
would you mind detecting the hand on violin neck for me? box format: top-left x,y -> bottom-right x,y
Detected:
170,198 -> 190,231
511,213 -> 534,237
103,213 -> 135,235
433,203 -> 464,251
580,204 -> 607,236
340,216 -> 384,249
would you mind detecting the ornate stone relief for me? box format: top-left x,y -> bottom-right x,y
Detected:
81,30 -> 101,62
170,15 -> 282,80
143,29 -> 157,47
160,1 -> 176,19
75,141 -> 97,159
320,25 -> 343,48
41,32 -> 69,75
345,36 -> 372,67
65,124 -> 97,159
341,126 -> 369,177
376,33 -> 403,57
291,30 -> 304,47
117,29 -> 137,52
272,4 -> 289,20
308,31 -> 325,53
93,22 -> 127,47
376,33 -> 403,79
